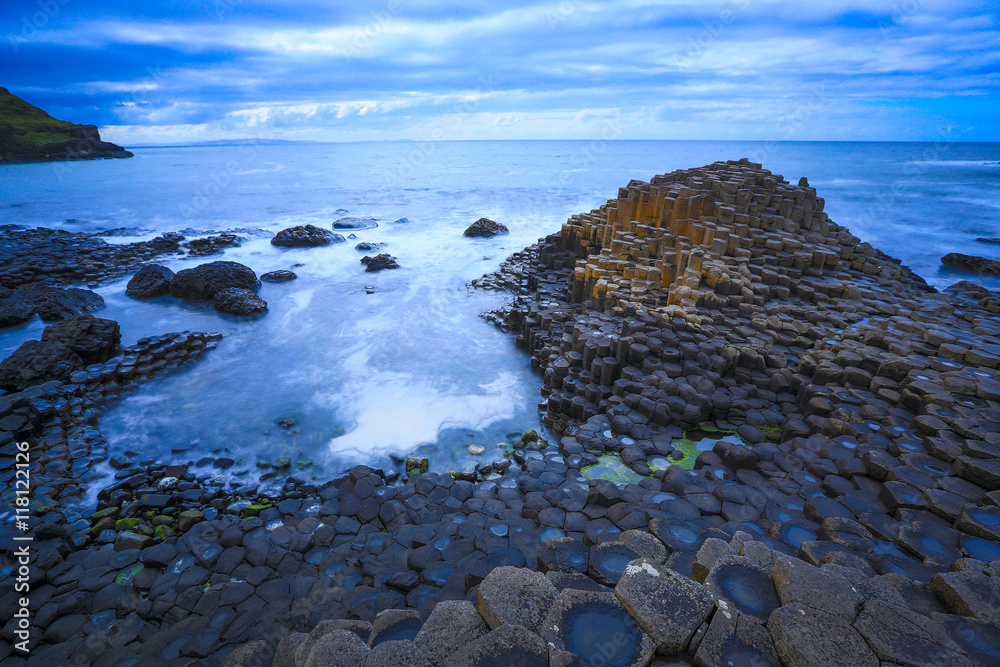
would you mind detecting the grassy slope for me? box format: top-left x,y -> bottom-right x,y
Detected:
0,87 -> 76,144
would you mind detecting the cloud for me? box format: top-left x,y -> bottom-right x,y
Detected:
1,0 -> 996,142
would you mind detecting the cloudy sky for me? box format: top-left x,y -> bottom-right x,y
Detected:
2,0 -> 998,144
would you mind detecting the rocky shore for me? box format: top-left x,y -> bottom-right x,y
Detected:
3,159 -> 1000,666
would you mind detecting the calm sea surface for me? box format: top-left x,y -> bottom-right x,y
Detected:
1,140 -> 998,483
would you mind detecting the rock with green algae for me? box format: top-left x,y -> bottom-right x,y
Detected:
521,430 -> 539,443
406,457 -> 428,474
581,454 -> 646,485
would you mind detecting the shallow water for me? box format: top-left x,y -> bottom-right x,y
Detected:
1,140 -> 999,478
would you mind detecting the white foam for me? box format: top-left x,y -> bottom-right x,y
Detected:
322,369 -> 523,460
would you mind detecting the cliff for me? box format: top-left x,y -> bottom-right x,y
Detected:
0,86 -> 133,163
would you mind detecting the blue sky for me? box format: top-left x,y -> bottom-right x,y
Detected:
2,0 -> 998,144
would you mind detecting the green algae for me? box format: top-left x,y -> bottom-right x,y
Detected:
114,563 -> 143,585
665,425 -> 748,470
581,454 -> 646,485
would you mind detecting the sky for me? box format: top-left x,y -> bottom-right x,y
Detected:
1,0 -> 998,144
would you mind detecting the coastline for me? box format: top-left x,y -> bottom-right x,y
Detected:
3,158 -> 1000,665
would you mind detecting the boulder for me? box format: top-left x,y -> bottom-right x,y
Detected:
942,253 -> 1000,277
477,566 -> 559,634
271,224 -> 344,247
169,261 -> 259,300
0,297 -> 35,328
361,254 -> 399,272
41,315 -> 121,364
126,264 -> 175,298
5,283 -> 104,321
334,217 -> 379,231
214,288 -> 267,316
260,270 -> 297,283
355,242 -> 385,252
463,218 -> 508,238
0,339 -> 83,391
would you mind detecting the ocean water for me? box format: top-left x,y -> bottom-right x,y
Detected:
1,140 -> 998,482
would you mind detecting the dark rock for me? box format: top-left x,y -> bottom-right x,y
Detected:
362,254 -> 399,272
414,600 -> 489,666
477,566 -> 558,634
443,624 -> 547,667
853,600 -> 969,666
41,315 -> 120,364
767,603 -> 878,667
463,218 -> 509,238
542,589 -> 654,667
6,283 -> 104,321
126,264 -> 175,298
614,558 -> 714,655
537,537 -> 589,574
260,270 -> 297,283
214,288 -> 267,316
222,639 -> 273,667
704,556 -> 780,622
0,339 -> 82,391
302,629 -> 371,667
695,611 -> 779,667
272,224 -> 344,247
170,261 -> 260,300
334,217 -> 379,231
942,253 -> 1000,277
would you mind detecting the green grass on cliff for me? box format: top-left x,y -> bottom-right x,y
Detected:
0,87 -> 76,143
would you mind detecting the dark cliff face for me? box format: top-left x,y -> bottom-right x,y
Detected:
0,86 -> 134,163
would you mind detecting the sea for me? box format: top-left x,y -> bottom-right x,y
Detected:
1,140 -> 998,486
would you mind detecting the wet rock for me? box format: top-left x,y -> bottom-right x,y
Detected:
768,602 -> 878,666
477,566 -> 558,634
126,265 -> 175,298
928,570 -> 1000,623
261,270 -> 297,283
170,261 -> 260,300
942,252 -> 1000,277
443,624 -> 547,667
704,556 -> 781,623
542,589 -> 654,667
6,283 -> 104,321
463,218 -> 508,238
214,288 -> 267,316
406,457 -> 428,474
537,537 -> 589,574
695,611 -> 779,666
369,609 -> 423,647
0,339 -> 82,391
414,600 -> 489,666
588,541 -> 640,586
614,558 -> 714,655
272,224 -> 345,247
334,217 -> 379,231
41,315 -> 121,364
362,254 -> 400,272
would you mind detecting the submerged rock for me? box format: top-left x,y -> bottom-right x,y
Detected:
41,315 -> 121,364
361,253 -> 399,272
0,339 -> 83,391
942,252 -> 1000,276
463,218 -> 508,238
214,288 -> 267,316
271,224 -> 344,247
333,217 -> 379,231
126,264 -> 175,298
170,261 -> 260,300
355,242 -> 385,252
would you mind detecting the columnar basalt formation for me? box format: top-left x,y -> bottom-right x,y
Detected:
7,161 -> 1000,666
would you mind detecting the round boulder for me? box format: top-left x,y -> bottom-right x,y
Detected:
463,218 -> 508,238
361,254 -> 399,272
126,264 -> 175,298
214,288 -> 267,316
169,261 -> 260,300
333,217 -> 378,231
260,270 -> 297,283
271,225 -> 344,247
